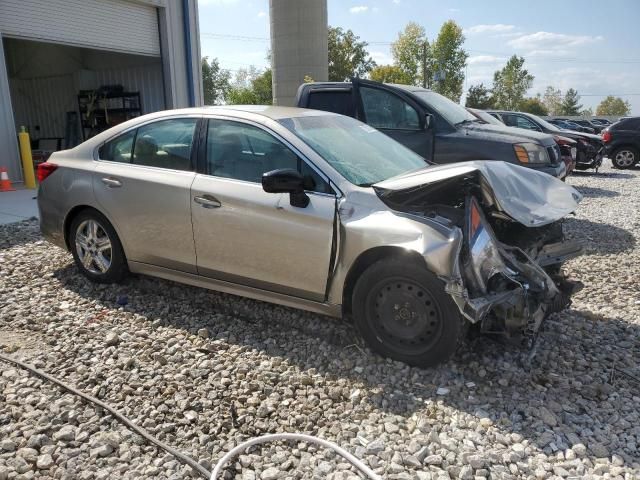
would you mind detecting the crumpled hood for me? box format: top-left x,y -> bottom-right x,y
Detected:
373,161 -> 582,227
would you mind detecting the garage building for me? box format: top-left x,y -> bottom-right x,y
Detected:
0,0 -> 203,183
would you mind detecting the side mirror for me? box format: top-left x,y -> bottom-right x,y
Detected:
424,113 -> 433,130
262,168 -> 310,208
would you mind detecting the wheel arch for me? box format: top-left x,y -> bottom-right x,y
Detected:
341,246 -> 428,317
63,206 -> 124,256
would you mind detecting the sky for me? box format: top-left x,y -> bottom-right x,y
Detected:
197,0 -> 640,114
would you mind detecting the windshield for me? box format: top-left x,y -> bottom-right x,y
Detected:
278,114 -> 427,186
413,90 -> 477,125
528,113 -> 564,132
467,108 -> 504,126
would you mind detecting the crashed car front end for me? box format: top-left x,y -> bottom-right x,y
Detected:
372,161 -> 583,346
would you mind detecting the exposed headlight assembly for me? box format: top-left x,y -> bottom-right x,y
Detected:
514,142 -> 550,164
465,196 -> 509,294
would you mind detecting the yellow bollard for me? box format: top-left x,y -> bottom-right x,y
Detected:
18,126 -> 36,189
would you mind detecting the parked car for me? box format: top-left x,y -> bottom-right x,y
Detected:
549,119 -> 594,134
593,118 -> 613,126
468,108 -> 576,177
489,110 -> 605,172
602,116 -> 640,169
571,119 -> 602,134
296,79 -> 566,179
37,106 -> 583,367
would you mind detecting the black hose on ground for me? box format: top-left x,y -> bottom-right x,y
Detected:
0,352 -> 212,479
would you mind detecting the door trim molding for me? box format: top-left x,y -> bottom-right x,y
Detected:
128,261 -> 342,317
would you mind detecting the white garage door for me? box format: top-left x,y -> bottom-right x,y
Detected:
0,0 -> 160,56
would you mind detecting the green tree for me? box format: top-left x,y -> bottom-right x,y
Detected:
328,26 -> 376,81
251,69 -> 273,104
595,96 -> 631,116
429,20 -> 468,101
491,55 -> 534,111
369,64 -> 413,84
465,83 -> 493,109
201,57 -> 231,105
559,88 -> 582,115
226,67 -> 272,105
580,107 -> 594,117
520,97 -> 549,116
391,22 -> 428,86
542,86 -> 562,116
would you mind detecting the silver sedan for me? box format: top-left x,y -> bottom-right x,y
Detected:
38,106 -> 583,367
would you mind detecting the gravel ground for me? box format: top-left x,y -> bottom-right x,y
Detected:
1,163 -> 639,480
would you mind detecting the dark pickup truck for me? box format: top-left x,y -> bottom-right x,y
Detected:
602,116 -> 640,169
296,78 -> 566,178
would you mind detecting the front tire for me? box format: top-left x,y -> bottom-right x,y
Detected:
352,259 -> 462,368
611,147 -> 638,169
70,210 -> 127,284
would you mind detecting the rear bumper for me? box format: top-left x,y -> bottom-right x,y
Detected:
37,186 -> 67,250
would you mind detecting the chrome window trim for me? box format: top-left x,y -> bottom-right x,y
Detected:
92,114 -> 203,162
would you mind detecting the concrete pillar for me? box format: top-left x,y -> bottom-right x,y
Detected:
269,0 -> 328,106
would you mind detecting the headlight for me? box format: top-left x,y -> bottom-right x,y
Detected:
514,143 -> 550,164
466,196 -> 507,294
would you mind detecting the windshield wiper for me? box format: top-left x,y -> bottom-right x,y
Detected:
455,119 -> 478,126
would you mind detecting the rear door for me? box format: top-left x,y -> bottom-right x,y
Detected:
352,79 -> 432,160
94,116 -> 200,273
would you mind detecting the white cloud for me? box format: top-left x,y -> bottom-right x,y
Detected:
464,24 -> 516,35
257,11 -> 266,17
508,32 -> 604,51
448,8 -> 461,13
370,51 -> 393,65
349,5 -> 369,13
393,0 -> 401,4
467,55 -> 506,65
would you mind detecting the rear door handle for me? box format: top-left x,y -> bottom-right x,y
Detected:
194,195 -> 221,209
101,177 -> 122,188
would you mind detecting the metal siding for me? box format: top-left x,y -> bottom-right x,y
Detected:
9,63 -> 164,140
0,35 -> 21,181
0,0 -> 160,56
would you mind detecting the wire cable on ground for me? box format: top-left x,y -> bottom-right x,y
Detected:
0,353 -> 383,480
0,352 -> 212,479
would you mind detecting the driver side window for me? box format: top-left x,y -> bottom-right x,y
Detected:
206,119 -> 333,194
360,86 -> 421,130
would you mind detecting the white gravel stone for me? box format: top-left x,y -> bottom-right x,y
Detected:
1,163 -> 639,479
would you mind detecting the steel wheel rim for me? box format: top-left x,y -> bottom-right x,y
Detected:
615,150 -> 635,167
366,277 -> 444,356
75,219 -> 112,275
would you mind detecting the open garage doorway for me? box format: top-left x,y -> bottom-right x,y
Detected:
2,37 -> 165,167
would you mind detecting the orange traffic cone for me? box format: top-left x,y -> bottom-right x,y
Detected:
0,167 -> 15,192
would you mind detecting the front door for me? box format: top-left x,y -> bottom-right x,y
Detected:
191,118 -> 336,301
93,117 -> 199,273
353,78 -> 433,160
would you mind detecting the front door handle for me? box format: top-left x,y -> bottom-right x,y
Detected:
101,177 -> 122,188
194,195 -> 221,209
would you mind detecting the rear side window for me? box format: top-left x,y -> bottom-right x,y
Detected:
307,91 -> 355,117
99,130 -> 135,163
359,86 -> 420,130
132,118 -> 198,171
614,118 -> 640,130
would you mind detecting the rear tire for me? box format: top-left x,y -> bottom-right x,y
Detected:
69,210 -> 127,284
352,259 -> 462,368
611,147 -> 638,169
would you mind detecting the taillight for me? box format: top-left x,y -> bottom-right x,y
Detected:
602,130 -> 611,143
37,162 -> 58,183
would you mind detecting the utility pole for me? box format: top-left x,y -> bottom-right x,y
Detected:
421,41 -> 427,88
